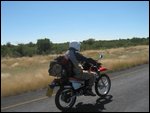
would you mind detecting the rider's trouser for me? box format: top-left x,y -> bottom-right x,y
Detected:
74,70 -> 96,89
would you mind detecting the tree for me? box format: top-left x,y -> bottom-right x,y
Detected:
16,44 -> 25,57
28,42 -> 35,47
6,42 -> 12,47
37,38 -> 52,54
1,42 -> 14,57
83,38 -> 95,45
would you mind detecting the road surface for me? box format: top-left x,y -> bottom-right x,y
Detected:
1,64 -> 149,112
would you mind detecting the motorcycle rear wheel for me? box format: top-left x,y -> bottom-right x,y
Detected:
55,88 -> 76,111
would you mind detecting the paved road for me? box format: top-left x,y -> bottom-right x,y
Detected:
1,64 -> 149,112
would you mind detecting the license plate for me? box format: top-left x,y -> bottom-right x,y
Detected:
46,85 -> 54,97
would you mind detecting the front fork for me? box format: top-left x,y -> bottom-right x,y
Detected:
95,71 -> 101,82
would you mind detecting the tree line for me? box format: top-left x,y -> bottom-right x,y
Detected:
1,37 -> 149,57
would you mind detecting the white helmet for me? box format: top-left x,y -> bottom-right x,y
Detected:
69,41 -> 81,51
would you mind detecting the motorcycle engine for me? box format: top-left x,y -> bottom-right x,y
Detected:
82,62 -> 91,70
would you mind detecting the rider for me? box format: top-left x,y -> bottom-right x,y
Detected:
65,41 -> 96,96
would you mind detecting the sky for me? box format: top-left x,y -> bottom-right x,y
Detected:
1,1 -> 149,45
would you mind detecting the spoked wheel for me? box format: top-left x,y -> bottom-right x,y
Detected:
95,74 -> 111,97
55,88 -> 76,111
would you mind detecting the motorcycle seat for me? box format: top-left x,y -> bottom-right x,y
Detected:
69,77 -> 84,81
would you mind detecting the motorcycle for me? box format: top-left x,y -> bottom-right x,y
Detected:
46,54 -> 111,111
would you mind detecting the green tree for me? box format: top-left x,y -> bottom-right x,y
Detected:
16,44 -> 25,57
37,38 -> 52,54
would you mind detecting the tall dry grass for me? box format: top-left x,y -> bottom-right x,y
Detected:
1,55 -> 57,97
1,69 -> 54,97
1,45 -> 149,97
101,57 -> 149,71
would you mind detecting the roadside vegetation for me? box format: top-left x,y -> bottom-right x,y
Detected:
1,37 -> 149,97
1,37 -> 149,57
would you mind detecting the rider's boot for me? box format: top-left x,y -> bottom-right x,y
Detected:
85,88 -> 96,96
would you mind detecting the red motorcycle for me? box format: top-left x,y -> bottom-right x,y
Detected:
47,54 -> 111,111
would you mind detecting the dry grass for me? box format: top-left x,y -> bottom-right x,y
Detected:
1,45 -> 149,97
1,55 -> 58,97
101,57 -> 149,71
1,68 -> 54,97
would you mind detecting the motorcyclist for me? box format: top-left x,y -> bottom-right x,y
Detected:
65,41 -> 96,96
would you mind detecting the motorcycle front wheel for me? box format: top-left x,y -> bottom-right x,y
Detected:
95,74 -> 111,97
55,88 -> 76,111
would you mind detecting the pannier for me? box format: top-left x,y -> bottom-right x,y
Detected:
48,56 -> 73,78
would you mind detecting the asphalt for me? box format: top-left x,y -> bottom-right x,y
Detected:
1,64 -> 149,112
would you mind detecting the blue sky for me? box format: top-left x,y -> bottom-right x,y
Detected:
1,1 -> 149,45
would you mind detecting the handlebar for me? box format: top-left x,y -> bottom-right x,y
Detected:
82,58 -> 101,71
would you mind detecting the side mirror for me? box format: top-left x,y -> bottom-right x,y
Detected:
96,53 -> 104,61
99,54 -> 103,59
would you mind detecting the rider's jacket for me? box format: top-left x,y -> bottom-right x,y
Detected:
65,47 -> 87,76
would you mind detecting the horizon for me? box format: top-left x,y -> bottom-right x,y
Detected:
1,1 -> 149,45
1,37 -> 149,46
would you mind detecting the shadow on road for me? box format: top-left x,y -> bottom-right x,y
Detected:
64,95 -> 113,112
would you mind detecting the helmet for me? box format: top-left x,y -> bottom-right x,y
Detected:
69,41 -> 81,51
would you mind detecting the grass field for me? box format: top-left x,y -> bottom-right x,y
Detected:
1,45 -> 149,97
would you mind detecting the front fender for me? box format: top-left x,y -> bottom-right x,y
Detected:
99,67 -> 107,72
